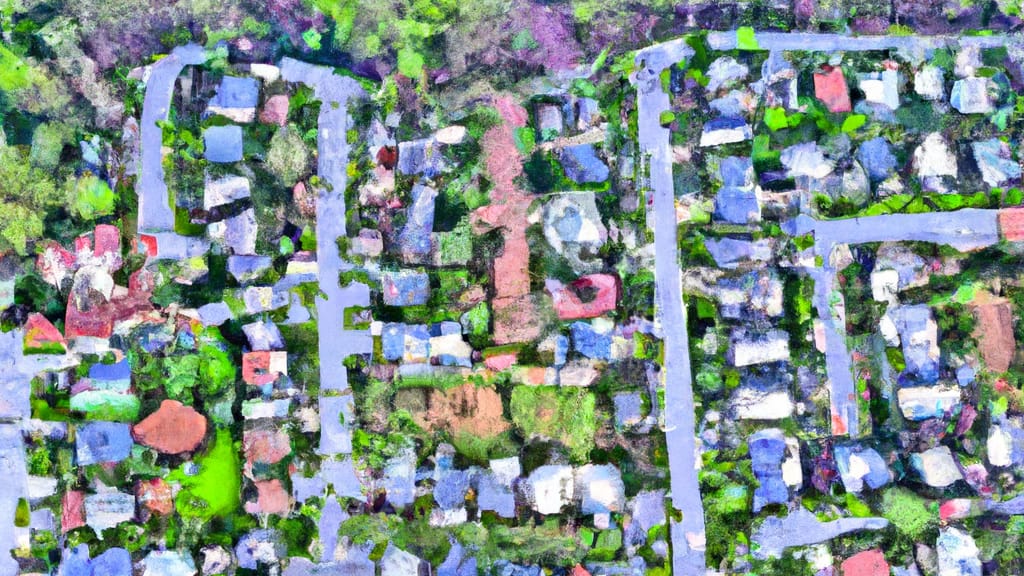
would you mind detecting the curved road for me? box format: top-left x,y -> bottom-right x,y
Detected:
137,44 -> 207,233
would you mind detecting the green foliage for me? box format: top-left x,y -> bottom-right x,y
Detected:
510,386 -> 597,463
736,26 -> 759,50
302,28 -> 322,50
841,114 -> 867,133
881,487 -> 936,540
0,43 -> 31,90
266,127 -> 311,186
0,144 -> 63,255
510,30 -> 538,51
71,173 -> 117,220
14,498 -> 29,527
30,123 -> 70,170
588,528 -> 622,561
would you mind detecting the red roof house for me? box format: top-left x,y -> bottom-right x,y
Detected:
814,66 -> 852,113
999,208 -> 1024,242
242,351 -> 288,386
61,490 -> 86,533
548,274 -> 620,320
23,313 -> 66,354
841,549 -> 889,576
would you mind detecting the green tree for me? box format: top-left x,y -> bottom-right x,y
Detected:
0,144 -> 63,255
265,126 -> 310,186
71,172 -> 117,220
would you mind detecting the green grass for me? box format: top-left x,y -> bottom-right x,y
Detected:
169,428 -> 240,521
0,44 -> 31,91
510,386 -> 597,463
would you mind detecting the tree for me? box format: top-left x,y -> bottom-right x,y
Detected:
70,173 -> 117,220
265,126 -> 310,186
0,144 -> 64,255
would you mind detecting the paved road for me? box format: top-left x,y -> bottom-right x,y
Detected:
705,30 -> 1016,52
789,209 -> 1000,255
280,58 -> 369,562
137,44 -> 207,233
634,42 -> 707,574
789,209 -> 1001,436
0,330 -> 71,573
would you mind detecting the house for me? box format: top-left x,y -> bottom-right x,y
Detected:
88,359 -> 131,390
84,491 -> 134,533
23,313 -> 66,354
204,125 -> 244,163
235,530 -> 285,571
75,422 -> 133,465
260,94 -> 289,126
382,270 -> 430,307
432,467 -> 472,522
911,446 -> 963,488
969,290 -> 1015,373
891,304 -> 940,383
987,416 -> 1024,467
913,132 -> 957,181
971,139 -> 1020,188
243,321 -> 285,351
284,252 -> 317,280
207,76 -> 259,123
397,137 -> 446,178
937,528 -> 982,576
526,465 -> 574,515
228,255 -> 273,284
142,550 -> 198,576
62,491 -> 86,532
547,274 -> 619,320
244,479 -> 291,515
559,144 -> 609,184
1000,207 -> 1024,242
729,369 -> 795,420
613,391 -> 645,428
215,208 -> 257,255
700,116 -> 752,147
136,478 -> 174,518
712,156 -> 760,224
705,237 -> 772,269
570,319 -> 613,361
477,457 -> 519,518
915,65 -> 945,100
575,464 -> 625,517
840,549 -> 889,576
896,384 -> 961,420
834,444 -> 890,493
728,328 -> 790,367
380,544 -> 428,576
858,69 -> 900,110
429,322 -> 472,368
204,175 -> 251,210
715,271 -> 784,318
749,428 -> 791,513
242,286 -> 288,314
198,302 -> 234,326
951,77 -> 993,114
132,400 -> 207,454
813,66 -> 851,113
397,183 -> 437,261
244,426 -> 291,473
242,351 -> 288,386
